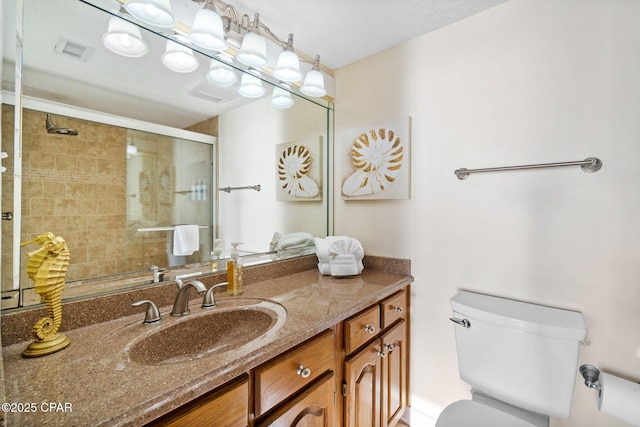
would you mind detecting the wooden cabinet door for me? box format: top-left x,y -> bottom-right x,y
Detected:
343,341 -> 383,427
381,321 -> 407,427
146,374 -> 248,427
255,372 -> 335,427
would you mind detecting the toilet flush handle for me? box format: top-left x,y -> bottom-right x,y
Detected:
449,317 -> 471,328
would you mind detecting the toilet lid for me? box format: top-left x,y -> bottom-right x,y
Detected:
436,400 -> 538,427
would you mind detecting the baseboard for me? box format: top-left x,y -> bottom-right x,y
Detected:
403,406 -> 437,427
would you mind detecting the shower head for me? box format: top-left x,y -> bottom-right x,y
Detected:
46,114 -> 78,136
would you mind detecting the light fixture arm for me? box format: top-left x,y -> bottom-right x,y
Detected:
256,22 -> 288,49
192,0 -> 289,49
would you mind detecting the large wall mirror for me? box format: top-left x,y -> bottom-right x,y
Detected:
1,0 -> 333,309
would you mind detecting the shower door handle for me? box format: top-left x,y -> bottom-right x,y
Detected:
449,317 -> 471,328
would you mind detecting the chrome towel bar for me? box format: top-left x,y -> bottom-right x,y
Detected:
136,225 -> 209,232
455,157 -> 602,180
219,185 -> 261,193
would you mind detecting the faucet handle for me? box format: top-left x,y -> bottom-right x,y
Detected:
131,300 -> 161,324
202,282 -> 228,308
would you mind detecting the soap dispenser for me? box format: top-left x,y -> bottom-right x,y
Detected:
227,243 -> 243,296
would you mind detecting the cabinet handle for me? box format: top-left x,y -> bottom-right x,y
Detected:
376,348 -> 387,358
392,305 -> 403,313
384,343 -> 395,353
296,364 -> 311,378
363,324 -> 376,333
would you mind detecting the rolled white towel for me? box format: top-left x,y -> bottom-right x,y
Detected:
318,262 -> 331,275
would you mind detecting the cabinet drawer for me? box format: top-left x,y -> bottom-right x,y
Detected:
254,329 -> 334,417
381,289 -> 407,329
147,374 -> 248,427
344,304 -> 381,355
255,372 -> 335,427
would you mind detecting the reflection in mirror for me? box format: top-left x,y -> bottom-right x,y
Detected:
1,0 -> 333,309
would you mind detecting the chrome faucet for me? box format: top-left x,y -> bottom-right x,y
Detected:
202,282 -> 229,309
149,265 -> 164,283
170,279 -> 207,317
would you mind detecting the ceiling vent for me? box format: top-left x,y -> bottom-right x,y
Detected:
187,81 -> 238,104
54,38 -> 93,62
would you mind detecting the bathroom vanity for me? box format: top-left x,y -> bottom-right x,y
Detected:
1,256 -> 412,426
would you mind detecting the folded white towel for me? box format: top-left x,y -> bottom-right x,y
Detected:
173,225 -> 200,256
275,232 -> 315,250
314,236 -> 349,264
315,236 -> 364,276
329,238 -> 364,276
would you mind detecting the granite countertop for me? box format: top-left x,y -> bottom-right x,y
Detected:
2,268 -> 412,426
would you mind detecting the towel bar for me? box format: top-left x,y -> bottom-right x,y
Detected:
136,225 -> 209,232
455,157 -> 602,180
219,185 -> 261,193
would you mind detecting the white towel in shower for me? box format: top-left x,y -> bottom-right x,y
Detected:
173,225 -> 200,256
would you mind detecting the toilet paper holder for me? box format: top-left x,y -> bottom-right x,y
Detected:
580,364 -> 602,391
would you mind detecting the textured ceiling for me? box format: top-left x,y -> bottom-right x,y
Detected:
225,0 -> 511,70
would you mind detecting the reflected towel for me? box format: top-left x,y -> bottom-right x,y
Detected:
173,225 -> 200,256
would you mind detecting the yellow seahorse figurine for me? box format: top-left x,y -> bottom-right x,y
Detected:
20,232 -> 71,357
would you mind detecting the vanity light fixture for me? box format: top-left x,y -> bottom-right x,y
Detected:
236,14 -> 268,68
162,35 -> 200,73
300,55 -> 327,98
188,5 -> 227,51
125,0 -> 175,28
102,16 -> 149,58
238,68 -> 265,98
111,0 -> 329,101
270,82 -> 294,109
206,54 -> 238,87
273,34 -> 302,83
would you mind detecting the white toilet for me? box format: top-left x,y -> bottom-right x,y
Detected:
437,291 -> 587,427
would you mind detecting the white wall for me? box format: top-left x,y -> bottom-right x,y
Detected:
334,1 -> 640,426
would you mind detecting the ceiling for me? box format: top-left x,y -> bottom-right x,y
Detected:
226,0 -> 511,70
3,0 -> 510,128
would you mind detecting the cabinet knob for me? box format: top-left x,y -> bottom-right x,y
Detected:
296,364 -> 311,378
376,348 -> 387,358
384,343 -> 395,353
392,305 -> 403,313
363,324 -> 376,334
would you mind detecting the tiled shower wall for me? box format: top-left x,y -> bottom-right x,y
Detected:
2,106 -> 131,290
2,106 -> 218,300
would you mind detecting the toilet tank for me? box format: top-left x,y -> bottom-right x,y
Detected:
450,291 -> 587,418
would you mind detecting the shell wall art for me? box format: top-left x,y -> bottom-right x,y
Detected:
275,136 -> 323,202
340,116 -> 411,200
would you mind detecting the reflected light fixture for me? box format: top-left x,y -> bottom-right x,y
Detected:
270,82 -> 294,109
301,55 -> 327,97
238,68 -> 265,98
207,54 -> 238,87
273,34 -> 302,82
236,14 -> 268,68
189,5 -> 227,51
162,35 -> 200,73
125,0 -> 175,28
102,16 -> 149,58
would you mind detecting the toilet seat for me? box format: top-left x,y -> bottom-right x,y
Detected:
436,400 -> 538,427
